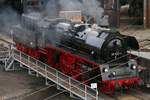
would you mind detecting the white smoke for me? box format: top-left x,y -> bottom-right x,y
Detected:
82,0 -> 105,24
0,7 -> 20,34
45,0 -> 59,18
45,0 -> 108,25
59,0 -> 83,11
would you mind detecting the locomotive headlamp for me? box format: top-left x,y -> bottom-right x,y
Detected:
30,42 -> 33,46
112,71 -> 116,76
108,71 -> 116,78
103,68 -> 109,73
131,65 -> 137,70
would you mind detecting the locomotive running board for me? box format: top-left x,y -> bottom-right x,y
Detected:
12,49 -> 100,100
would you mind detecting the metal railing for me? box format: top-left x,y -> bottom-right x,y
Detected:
13,49 -> 99,100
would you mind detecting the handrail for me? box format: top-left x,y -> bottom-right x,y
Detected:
15,49 -> 97,91
13,49 -> 99,100
14,54 -> 97,99
18,56 -> 96,98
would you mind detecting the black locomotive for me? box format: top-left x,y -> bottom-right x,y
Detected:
13,13 -> 140,93
13,12 -> 139,63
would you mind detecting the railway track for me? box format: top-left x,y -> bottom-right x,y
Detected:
3,83 -> 74,100
108,88 -> 150,100
7,87 -> 150,100
8,85 -> 149,100
131,90 -> 150,100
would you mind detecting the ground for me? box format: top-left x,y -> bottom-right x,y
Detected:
0,66 -> 73,100
0,66 -> 43,99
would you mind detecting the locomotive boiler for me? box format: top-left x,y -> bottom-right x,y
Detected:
13,12 -> 140,93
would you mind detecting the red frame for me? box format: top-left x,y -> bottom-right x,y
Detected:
100,76 -> 140,94
16,42 -> 140,93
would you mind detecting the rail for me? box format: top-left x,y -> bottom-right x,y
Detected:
13,49 -> 99,100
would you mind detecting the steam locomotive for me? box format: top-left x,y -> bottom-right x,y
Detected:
13,12 -> 140,93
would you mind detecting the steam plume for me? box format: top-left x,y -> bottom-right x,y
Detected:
45,0 -> 108,25
0,7 -> 20,35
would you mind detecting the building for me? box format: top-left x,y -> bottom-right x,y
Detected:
2,0 -> 150,28
145,0 -> 150,28
102,0 -> 150,28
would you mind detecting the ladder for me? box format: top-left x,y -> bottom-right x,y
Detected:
13,49 -> 99,100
